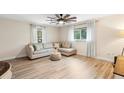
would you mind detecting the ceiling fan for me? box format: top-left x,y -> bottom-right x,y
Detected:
47,14 -> 77,24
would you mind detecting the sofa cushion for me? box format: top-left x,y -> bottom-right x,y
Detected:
61,42 -> 71,48
34,49 -> 49,54
46,48 -> 54,52
43,43 -> 53,48
33,43 -> 43,51
59,48 -> 76,53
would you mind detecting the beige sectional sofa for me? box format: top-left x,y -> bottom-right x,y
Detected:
58,42 -> 77,56
26,42 -> 77,59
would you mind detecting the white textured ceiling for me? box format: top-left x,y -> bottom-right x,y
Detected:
0,14 -> 110,26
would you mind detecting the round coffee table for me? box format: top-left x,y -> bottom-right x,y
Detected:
0,62 -> 12,79
50,52 -> 61,61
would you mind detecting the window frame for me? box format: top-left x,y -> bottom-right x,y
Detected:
37,30 -> 42,43
36,26 -> 43,43
31,24 -> 46,43
74,27 -> 87,41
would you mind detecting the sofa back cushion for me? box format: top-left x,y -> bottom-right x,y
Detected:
43,43 -> 53,48
33,43 -> 43,51
53,43 -> 60,48
61,42 -> 72,48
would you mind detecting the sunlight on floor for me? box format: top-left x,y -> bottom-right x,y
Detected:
114,74 -> 124,79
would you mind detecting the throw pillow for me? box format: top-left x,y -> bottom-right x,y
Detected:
54,43 -> 60,48
33,43 -> 43,51
61,41 -> 71,48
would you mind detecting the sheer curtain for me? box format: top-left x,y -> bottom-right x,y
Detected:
86,19 -> 96,57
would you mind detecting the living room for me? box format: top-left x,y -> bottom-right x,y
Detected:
1,0 -> 124,93
1,14 -> 124,79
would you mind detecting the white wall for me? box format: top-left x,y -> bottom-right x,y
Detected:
46,26 -> 59,42
0,18 -> 60,61
0,18 -> 30,61
96,15 -> 124,62
72,41 -> 87,56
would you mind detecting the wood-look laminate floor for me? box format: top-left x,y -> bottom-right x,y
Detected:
8,55 -> 114,79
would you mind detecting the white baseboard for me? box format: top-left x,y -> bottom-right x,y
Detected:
77,53 -> 87,56
0,55 -> 27,61
77,53 -> 114,63
95,56 -> 114,63
0,56 -> 16,61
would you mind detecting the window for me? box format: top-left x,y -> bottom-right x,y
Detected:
36,27 -> 43,43
74,27 -> 87,41
31,24 -> 46,43
37,30 -> 42,43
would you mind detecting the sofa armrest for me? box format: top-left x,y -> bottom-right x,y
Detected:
26,44 -> 34,59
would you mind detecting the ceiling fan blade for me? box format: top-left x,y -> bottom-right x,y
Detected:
55,14 -> 61,18
63,14 -> 70,19
51,22 -> 56,23
46,20 -> 52,21
68,17 -> 77,20
46,20 -> 56,22
69,20 -> 77,22
64,18 -> 76,21
65,19 -> 76,22
49,22 -> 57,24
47,17 -> 56,19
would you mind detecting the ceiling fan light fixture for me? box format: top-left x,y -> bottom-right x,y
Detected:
59,20 -> 64,24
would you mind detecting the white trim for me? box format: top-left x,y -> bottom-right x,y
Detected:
95,56 -> 114,63
77,52 -> 87,56
0,55 -> 27,61
0,56 -> 16,61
